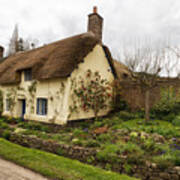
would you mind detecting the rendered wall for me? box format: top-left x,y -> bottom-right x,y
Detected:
67,44 -> 114,121
1,74 -> 69,125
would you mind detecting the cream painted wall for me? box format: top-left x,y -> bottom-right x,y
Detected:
67,44 -> 114,121
0,44 -> 114,124
1,74 -> 69,125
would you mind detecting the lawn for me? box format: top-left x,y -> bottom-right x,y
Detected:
0,138 -> 137,180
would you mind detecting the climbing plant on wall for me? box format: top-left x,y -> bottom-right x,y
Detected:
28,81 -> 37,114
7,87 -> 17,116
49,82 -> 65,123
0,90 -> 3,116
70,69 -> 113,119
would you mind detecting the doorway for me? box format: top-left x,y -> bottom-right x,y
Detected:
20,99 -> 26,118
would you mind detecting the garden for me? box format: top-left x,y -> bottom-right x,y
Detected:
0,107 -> 180,180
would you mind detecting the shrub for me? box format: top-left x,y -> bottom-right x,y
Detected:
93,121 -> 104,128
152,87 -> 180,119
124,163 -> 132,174
97,144 -> 120,163
119,142 -> 144,154
97,134 -> 112,143
73,129 -> 84,137
57,148 -> 65,156
2,130 -> 11,140
105,163 -> 112,171
117,111 -> 135,121
142,138 -> 155,151
172,116 -> 180,126
0,122 -> 9,129
174,151 -> 180,166
153,153 -> 176,169
87,156 -> 95,164
84,139 -> 100,148
18,121 -> 50,132
162,113 -> 176,122
72,138 -> 83,146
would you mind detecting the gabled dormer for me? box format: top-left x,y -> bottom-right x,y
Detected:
21,68 -> 32,82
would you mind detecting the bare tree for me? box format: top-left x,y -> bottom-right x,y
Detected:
121,43 -> 166,122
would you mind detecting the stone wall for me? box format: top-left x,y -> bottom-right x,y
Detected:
9,133 -> 97,162
119,80 -> 180,110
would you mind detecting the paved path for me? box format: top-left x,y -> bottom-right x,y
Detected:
0,158 -> 48,180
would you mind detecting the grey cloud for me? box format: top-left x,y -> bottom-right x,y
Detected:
1,0 -> 180,58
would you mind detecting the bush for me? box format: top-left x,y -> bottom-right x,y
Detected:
119,142 -> 144,154
124,163 -> 132,174
152,87 -> 180,119
72,138 -> 83,146
93,121 -> 104,128
117,111 -> 135,121
97,144 -> 120,163
162,113 -> 176,122
2,130 -> 11,140
73,129 -> 84,137
18,121 -> 50,132
97,134 -> 112,143
142,138 -> 156,151
172,116 -> 180,126
84,139 -> 100,148
0,122 -> 9,129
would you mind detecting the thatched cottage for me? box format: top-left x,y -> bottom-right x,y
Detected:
0,7 -> 120,124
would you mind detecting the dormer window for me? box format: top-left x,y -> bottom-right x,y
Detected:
24,69 -> 32,81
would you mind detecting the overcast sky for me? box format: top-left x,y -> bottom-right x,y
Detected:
0,0 -> 180,58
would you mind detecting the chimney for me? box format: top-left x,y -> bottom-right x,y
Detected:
88,6 -> 103,41
0,46 -> 4,59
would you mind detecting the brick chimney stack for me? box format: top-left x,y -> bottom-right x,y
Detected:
88,6 -> 103,41
0,46 -> 4,59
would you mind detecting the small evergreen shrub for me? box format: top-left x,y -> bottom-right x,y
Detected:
152,87 -> 180,119
2,130 -> 11,140
0,122 -> 9,129
72,138 -> 83,146
162,113 -> 176,122
97,133 -> 112,143
84,139 -> 100,147
97,144 -> 119,163
172,116 -> 180,126
73,129 -> 84,137
117,111 -> 135,121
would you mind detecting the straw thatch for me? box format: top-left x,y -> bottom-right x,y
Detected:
0,32 -> 101,84
113,60 -> 131,80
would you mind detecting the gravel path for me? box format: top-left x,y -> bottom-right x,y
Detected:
0,158 -> 48,180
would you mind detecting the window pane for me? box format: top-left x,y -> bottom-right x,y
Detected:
24,69 -> 32,81
37,98 -> 47,115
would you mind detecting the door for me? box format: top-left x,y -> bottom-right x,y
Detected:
21,99 -> 26,118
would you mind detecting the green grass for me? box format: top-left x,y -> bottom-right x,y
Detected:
113,119 -> 180,138
0,138 -> 137,180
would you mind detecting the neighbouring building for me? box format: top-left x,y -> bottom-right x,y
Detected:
0,7 -> 118,124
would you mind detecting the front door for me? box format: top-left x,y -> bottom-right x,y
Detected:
21,99 -> 26,118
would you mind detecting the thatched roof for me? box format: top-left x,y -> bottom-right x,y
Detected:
113,60 -> 131,80
0,32 -> 105,85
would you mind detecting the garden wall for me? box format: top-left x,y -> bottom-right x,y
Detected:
119,79 -> 180,110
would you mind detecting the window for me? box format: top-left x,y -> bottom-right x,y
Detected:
37,98 -> 47,115
24,69 -> 32,81
6,99 -> 10,111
